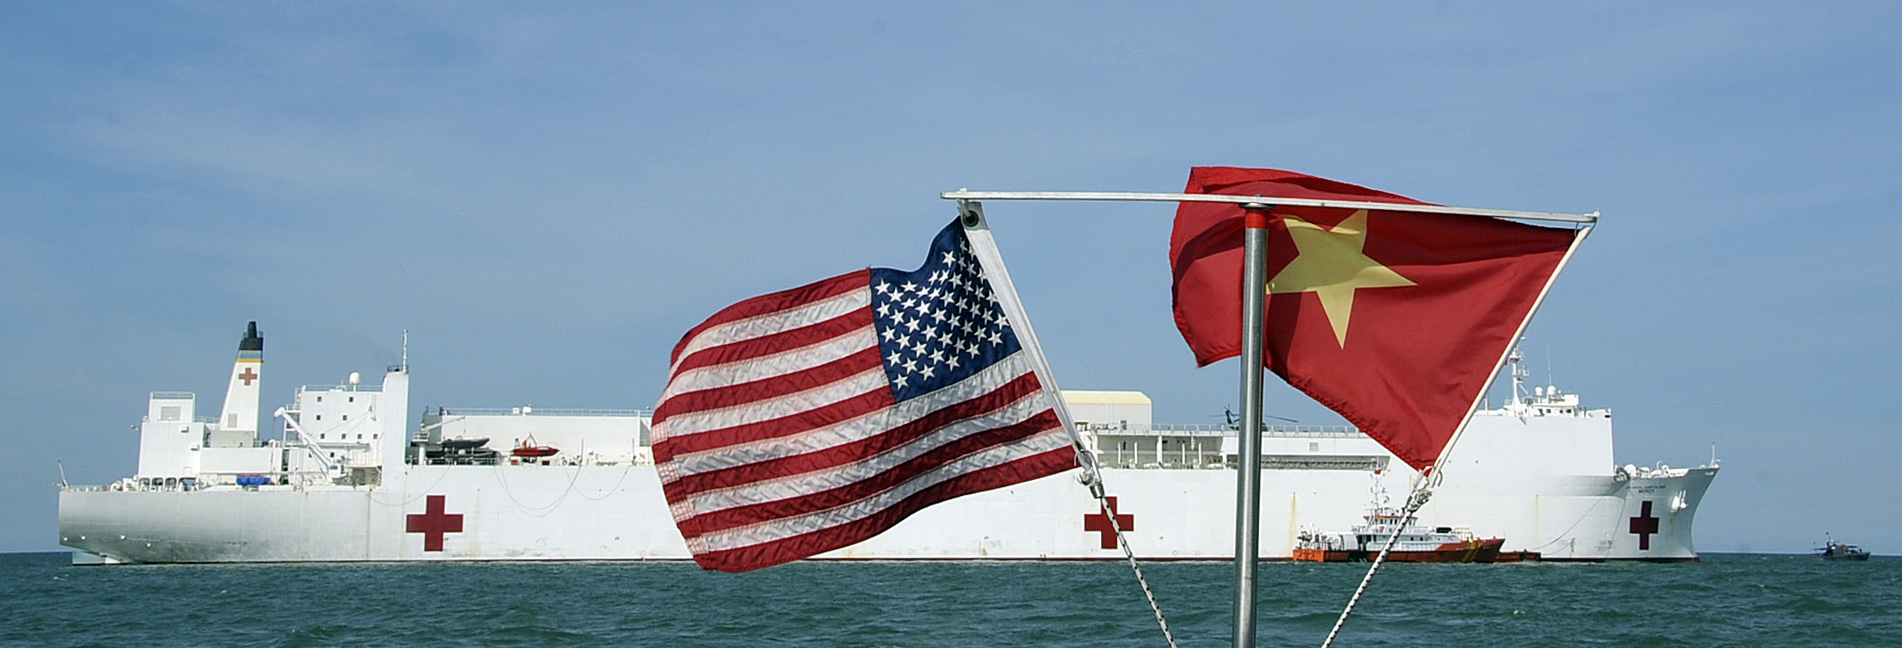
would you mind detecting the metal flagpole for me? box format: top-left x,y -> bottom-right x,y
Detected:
942,190 -> 1599,224
953,201 -> 1079,444
956,200 -> 1180,648
1233,203 -> 1273,648
1318,220 -> 1599,648
1424,222 -> 1597,481
937,188 -> 1597,648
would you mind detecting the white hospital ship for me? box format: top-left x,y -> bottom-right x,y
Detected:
57,323 -> 1717,564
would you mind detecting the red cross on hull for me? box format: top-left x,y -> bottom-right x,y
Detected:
407,495 -> 464,552
1628,500 -> 1659,550
1083,496 -> 1135,550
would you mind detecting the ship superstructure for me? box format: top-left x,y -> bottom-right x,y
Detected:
58,326 -> 1716,564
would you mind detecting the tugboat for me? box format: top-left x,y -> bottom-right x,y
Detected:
1814,533 -> 1871,561
1293,484 -> 1514,563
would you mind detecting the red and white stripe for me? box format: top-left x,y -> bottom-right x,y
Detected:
654,271 -> 1077,572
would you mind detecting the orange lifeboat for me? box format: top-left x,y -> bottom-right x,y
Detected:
511,437 -> 559,458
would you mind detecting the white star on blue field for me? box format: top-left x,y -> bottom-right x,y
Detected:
871,223 -> 1019,399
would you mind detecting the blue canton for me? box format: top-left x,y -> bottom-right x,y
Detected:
869,221 -> 1022,403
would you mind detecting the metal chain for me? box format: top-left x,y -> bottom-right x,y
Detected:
1318,481 -> 1434,648
1079,451 -> 1179,648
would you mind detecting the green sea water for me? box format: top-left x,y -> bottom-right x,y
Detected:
2,552 -> 1895,647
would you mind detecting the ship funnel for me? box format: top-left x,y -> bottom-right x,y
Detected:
212,321 -> 265,448
240,321 -> 262,352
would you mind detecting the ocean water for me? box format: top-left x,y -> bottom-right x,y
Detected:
2,553 -> 1896,647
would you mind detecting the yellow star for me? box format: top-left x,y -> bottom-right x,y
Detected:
1267,210 -> 1415,347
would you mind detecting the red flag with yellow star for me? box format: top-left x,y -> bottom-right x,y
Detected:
1170,167 -> 1583,470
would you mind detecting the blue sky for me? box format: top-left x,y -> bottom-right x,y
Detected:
3,3 -> 1897,554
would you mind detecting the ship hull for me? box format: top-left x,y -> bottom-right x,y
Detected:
60,460 -> 1716,564
1293,538 -> 1506,563
60,358 -> 1719,565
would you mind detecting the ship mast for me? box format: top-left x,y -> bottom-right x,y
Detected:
1509,344 -> 1528,409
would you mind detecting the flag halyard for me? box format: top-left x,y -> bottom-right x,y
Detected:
654,221 -> 1077,572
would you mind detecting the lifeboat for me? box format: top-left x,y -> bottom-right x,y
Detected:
511,438 -> 558,458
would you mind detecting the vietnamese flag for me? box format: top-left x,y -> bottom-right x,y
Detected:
1169,167 -> 1583,471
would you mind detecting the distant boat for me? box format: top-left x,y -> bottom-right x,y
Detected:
1814,533 -> 1871,561
1293,484 -> 1514,563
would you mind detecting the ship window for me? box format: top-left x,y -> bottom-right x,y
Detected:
1309,442 -> 1320,452
315,415 -> 322,421
342,415 -> 349,421
319,434 -> 325,439
160,406 -> 181,422
317,396 -> 323,402
349,397 -> 354,403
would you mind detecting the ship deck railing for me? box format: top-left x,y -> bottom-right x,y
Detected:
296,384 -> 384,394
431,407 -> 652,417
1094,423 -> 1364,438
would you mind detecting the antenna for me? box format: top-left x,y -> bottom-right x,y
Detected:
57,460 -> 69,489
1219,406 -> 1296,427
401,330 -> 410,371
1545,342 -> 1554,393
1507,343 -> 1528,406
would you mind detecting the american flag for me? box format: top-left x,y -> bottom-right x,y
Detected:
653,220 -> 1079,572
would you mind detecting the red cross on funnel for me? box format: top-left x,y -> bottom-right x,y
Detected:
407,495 -> 464,552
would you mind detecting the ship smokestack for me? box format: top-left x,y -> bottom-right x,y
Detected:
212,321 -> 265,447
240,321 -> 263,352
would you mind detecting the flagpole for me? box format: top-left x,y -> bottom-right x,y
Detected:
957,200 -> 1181,648
1427,222 -> 1597,479
953,200 -> 1080,442
942,190 -> 1599,224
936,187 -> 1596,648
1233,203 -> 1273,648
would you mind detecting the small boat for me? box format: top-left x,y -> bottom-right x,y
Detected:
1294,484 -> 1512,563
439,437 -> 490,449
1814,533 -> 1871,561
511,436 -> 559,458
